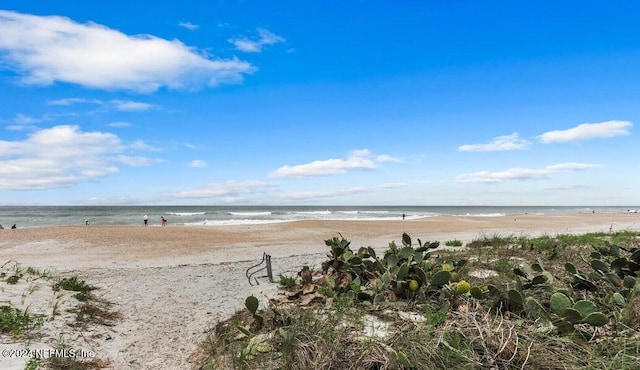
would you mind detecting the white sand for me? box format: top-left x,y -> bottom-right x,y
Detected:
0,213 -> 638,369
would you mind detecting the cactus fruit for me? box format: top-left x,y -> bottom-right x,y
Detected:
409,279 -> 420,291
456,280 -> 471,294
441,264 -> 454,272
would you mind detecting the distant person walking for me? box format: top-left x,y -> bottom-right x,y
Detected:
143,214 -> 148,226
402,213 -> 406,220
85,219 -> 89,226
161,216 -> 167,227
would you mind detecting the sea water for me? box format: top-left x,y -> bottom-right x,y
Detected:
0,205 -> 634,229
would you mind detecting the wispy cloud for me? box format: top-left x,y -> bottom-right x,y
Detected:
129,140 -> 161,152
47,98 -> 102,106
174,180 -> 271,199
178,21 -> 199,31
269,149 -> 399,178
0,10 -> 254,92
110,100 -> 156,112
47,97 -> 156,112
458,133 -> 531,152
456,162 -> 601,183
189,160 -> 207,168
229,28 -> 285,53
5,113 -> 44,131
13,113 -> 41,125
538,120 -> 632,143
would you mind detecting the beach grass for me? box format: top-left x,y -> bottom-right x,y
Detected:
196,231 -> 640,369
0,305 -> 44,339
0,262 -> 120,369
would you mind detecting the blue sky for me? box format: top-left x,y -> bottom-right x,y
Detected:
0,1 -> 638,206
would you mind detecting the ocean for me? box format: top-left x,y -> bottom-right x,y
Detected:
0,205 -> 636,229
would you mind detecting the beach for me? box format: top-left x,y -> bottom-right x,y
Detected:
1,213 -> 638,369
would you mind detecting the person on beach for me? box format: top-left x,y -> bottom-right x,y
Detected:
11,224 -> 16,229
143,214 -> 148,226
85,219 -> 89,226
0,224 -> 4,230
161,216 -> 167,226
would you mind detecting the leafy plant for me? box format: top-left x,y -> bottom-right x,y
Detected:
53,276 -> 91,294
445,239 -> 464,247
26,266 -> 52,279
278,274 -> 296,289
244,295 -> 264,330
5,274 -> 21,284
0,305 -> 43,338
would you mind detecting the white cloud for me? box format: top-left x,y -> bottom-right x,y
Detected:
178,21 -> 199,31
0,125 -> 159,190
0,125 -> 121,189
458,133 -> 531,152
456,162 -> 601,183
538,120 -> 632,143
6,113 -> 43,131
189,160 -> 207,168
13,113 -> 41,125
545,162 -> 600,171
109,100 -> 156,112
129,140 -> 160,152
47,97 -> 155,112
269,149 -> 400,178
229,28 -> 285,53
46,98 -> 101,106
0,10 -> 254,92
174,181 -> 271,199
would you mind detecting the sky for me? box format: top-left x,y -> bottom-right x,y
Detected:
0,1 -> 638,206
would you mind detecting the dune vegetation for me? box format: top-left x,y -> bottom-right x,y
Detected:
0,262 -> 118,370
196,231 -> 640,370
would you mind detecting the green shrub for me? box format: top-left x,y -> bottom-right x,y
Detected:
278,274 -> 296,289
5,274 -> 21,284
53,276 -> 91,295
445,239 -> 463,247
0,305 -> 42,338
197,231 -> 640,369
494,258 -> 511,273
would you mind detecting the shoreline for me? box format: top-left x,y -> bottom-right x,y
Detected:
1,205 -> 637,230
1,213 -> 638,270
1,213 -> 639,369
